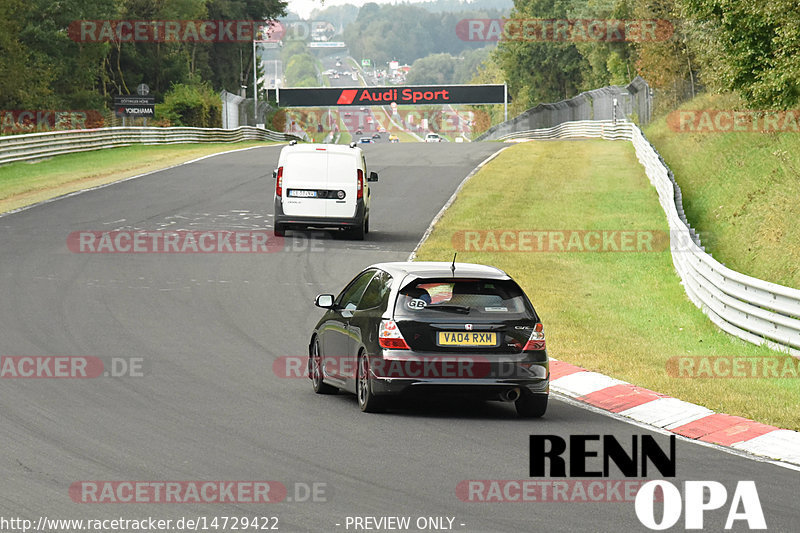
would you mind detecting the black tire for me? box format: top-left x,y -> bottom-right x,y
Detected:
356,352 -> 385,413
349,218 -> 366,240
310,338 -> 338,395
273,224 -> 285,237
364,215 -> 370,234
515,393 -> 548,418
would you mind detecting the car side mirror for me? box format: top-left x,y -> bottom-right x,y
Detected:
315,294 -> 335,309
272,168 -> 277,179
368,171 -> 378,182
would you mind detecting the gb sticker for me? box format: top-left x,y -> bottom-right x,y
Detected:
408,299 -> 427,309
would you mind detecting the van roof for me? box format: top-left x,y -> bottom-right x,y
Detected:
282,143 -> 362,156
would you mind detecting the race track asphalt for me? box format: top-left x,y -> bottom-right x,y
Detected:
0,142 -> 796,532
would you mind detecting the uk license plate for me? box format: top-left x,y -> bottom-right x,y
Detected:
437,331 -> 496,346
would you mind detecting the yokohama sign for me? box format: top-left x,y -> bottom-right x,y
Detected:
269,85 -> 507,107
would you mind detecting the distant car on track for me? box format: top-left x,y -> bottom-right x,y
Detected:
371,133 -> 381,139
389,134 -> 399,143
425,133 -> 442,143
359,137 -> 373,144
309,262 -> 549,416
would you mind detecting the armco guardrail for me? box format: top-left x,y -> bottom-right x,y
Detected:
0,126 -> 302,165
502,120 -> 800,358
476,76 -> 652,142
496,120 -> 634,142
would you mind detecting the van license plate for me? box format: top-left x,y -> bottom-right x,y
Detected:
288,190 -> 317,198
437,332 -> 496,346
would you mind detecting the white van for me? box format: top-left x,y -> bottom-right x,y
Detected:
272,142 -> 378,239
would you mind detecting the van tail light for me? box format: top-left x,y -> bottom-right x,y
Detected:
379,319 -> 409,350
522,323 -> 546,351
357,169 -> 364,200
275,166 -> 283,197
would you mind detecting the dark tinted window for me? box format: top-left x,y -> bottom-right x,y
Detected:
358,270 -> 393,311
337,270 -> 376,312
395,278 -> 536,319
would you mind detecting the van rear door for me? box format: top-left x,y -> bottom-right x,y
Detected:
281,151 -> 327,218
325,152 -> 358,218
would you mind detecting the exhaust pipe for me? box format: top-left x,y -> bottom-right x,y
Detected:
500,387 -> 521,402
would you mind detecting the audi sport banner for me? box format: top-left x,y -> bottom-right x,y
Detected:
268,85 -> 507,107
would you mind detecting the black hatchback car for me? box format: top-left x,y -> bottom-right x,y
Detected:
308,262 -> 549,417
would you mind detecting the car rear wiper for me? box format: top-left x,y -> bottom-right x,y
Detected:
425,304 -> 471,314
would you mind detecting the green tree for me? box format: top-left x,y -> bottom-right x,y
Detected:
106,0 -> 205,101
407,54 -> 458,85
0,0 -> 54,109
284,54 -> 318,87
469,57 -> 507,131
157,78 -> 221,127
343,2 -> 506,66
203,0 -> 288,95
568,0 -> 637,90
495,0 -> 585,108
14,0 -> 118,109
678,0 -> 800,108
406,47 -> 493,85
454,47 -> 493,83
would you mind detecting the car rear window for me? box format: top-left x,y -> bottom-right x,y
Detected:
394,278 -> 536,319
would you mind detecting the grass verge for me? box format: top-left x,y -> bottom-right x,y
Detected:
414,140 -> 800,430
0,141 -> 272,214
645,93 -> 800,288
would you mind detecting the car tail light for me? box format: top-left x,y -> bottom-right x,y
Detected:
379,319 -> 409,350
275,166 -> 283,197
357,169 -> 364,200
522,323 -> 546,351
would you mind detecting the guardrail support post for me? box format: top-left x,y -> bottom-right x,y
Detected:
253,39 -> 258,125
